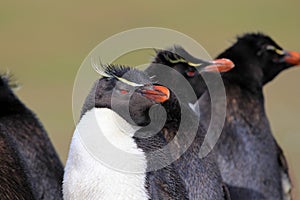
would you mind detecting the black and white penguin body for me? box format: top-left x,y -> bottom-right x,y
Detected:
63,65 -> 188,200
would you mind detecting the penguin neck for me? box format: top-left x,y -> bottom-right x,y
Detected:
63,107 -> 149,200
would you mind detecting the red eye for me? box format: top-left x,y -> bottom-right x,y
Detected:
120,90 -> 129,94
186,70 -> 196,77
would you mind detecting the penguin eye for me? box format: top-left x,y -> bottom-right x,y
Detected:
119,89 -> 129,95
185,69 -> 196,77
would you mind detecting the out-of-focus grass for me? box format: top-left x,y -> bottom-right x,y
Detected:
0,0 -> 299,198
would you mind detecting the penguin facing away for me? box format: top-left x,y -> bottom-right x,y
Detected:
63,64 -> 189,200
0,74 -> 64,200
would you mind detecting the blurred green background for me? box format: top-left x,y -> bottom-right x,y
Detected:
0,0 -> 299,198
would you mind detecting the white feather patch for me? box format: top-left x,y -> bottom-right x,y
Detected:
281,170 -> 292,200
188,101 -> 200,118
63,108 -> 149,200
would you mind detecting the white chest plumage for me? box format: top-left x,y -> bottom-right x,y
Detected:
63,108 -> 149,200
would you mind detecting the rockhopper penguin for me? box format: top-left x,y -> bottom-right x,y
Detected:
197,33 -> 300,200
63,64 -> 189,200
149,48 -> 235,199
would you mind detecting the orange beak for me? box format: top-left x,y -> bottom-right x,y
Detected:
141,85 -> 170,103
202,58 -> 235,72
284,51 -> 300,66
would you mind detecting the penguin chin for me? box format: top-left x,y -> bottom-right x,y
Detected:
110,106 -> 151,127
132,116 -> 151,127
128,111 -> 151,127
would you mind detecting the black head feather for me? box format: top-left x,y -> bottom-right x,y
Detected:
153,45 -> 209,67
0,73 -> 20,90
235,32 -> 283,52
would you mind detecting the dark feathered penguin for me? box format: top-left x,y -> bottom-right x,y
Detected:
197,33 -> 300,200
149,49 -> 234,199
159,92 -> 231,200
63,64 -> 189,200
0,74 -> 64,199
0,124 -> 35,200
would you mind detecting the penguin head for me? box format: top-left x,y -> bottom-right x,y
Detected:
217,33 -> 300,85
152,45 -> 234,98
154,45 -> 234,77
82,64 -> 170,126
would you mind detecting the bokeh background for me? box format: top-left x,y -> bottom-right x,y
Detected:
1,0 -> 299,198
